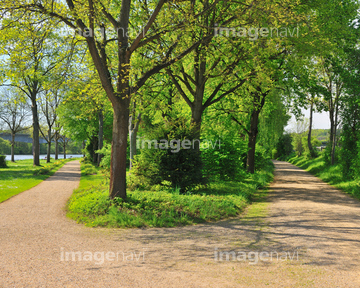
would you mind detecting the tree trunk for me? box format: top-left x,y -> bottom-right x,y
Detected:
129,118 -> 136,170
109,99 -> 130,199
11,133 -> 15,162
329,108 -> 335,164
82,141 -> 85,157
63,139 -> 66,159
47,129 -> 51,163
31,98 -> 40,166
331,99 -> 339,165
97,109 -> 104,166
246,110 -> 260,174
55,133 -> 59,160
191,59 -> 206,152
129,113 -> 141,170
308,100 -> 315,158
191,106 -> 203,150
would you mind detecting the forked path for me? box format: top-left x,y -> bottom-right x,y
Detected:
1,160 -> 360,287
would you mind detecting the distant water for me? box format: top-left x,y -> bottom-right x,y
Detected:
4,154 -> 84,161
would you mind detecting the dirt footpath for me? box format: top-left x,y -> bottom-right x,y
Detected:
0,160 -> 359,287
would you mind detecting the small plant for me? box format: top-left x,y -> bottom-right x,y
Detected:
81,163 -> 98,176
33,166 -> 51,175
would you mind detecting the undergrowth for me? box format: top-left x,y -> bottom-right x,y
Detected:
66,161 -> 274,228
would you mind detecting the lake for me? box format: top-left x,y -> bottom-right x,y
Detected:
4,154 -> 84,161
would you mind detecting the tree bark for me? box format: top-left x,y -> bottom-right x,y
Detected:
82,140 -> 85,157
129,113 -> 141,170
109,99 -> 130,199
11,133 -> 15,162
308,100 -> 315,158
190,107 -> 203,151
246,109 -> 260,174
191,57 -> 206,151
47,129 -> 51,163
63,139 -> 66,159
31,97 -> 40,166
55,133 -> 59,160
246,89 -> 268,174
331,98 -> 339,165
97,109 -> 104,166
329,106 -> 335,164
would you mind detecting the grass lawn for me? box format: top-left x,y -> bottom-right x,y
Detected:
66,160 -> 274,228
289,155 -> 360,200
0,158 -> 78,203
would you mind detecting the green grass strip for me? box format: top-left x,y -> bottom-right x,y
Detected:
0,158 -> 77,203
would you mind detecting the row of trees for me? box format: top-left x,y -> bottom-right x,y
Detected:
0,15 -> 84,163
0,87 -> 74,162
1,0 -> 359,199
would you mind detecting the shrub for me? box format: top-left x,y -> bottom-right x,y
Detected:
97,143 -> 111,170
68,189 -> 111,216
0,155 -> 7,168
254,145 -> 270,170
33,166 -> 51,175
275,133 -> 293,160
201,137 -> 247,181
81,163 -> 98,176
131,117 -> 204,193
340,125 -> 360,180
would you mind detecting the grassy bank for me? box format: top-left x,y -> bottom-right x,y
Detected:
66,161 -> 274,228
0,158 -> 76,203
289,155 -> 360,199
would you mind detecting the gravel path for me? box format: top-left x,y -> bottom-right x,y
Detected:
1,160 -> 360,287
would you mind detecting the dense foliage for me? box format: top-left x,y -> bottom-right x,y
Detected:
0,0 -> 360,204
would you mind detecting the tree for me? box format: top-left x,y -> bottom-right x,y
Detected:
0,14 -> 75,166
338,48 -> 360,178
57,67 -> 113,165
39,88 -> 61,162
0,87 -> 30,161
2,0 -> 221,199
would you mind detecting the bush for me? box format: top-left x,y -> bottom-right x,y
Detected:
340,125 -> 360,180
33,166 -> 51,175
201,137 -> 247,181
81,163 -> 98,176
131,118 -> 204,193
0,138 -> 11,155
254,145 -> 270,170
302,136 -> 320,159
275,133 -> 293,160
0,155 -> 7,168
97,143 -> 111,170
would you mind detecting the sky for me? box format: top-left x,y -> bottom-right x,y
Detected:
285,108 -> 330,133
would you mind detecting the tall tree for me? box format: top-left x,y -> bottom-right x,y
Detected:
2,0 -> 220,199
0,14 -> 75,166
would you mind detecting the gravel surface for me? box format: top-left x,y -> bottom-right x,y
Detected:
1,160 -> 360,287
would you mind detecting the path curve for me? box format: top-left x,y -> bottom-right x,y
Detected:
1,160 -> 360,287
